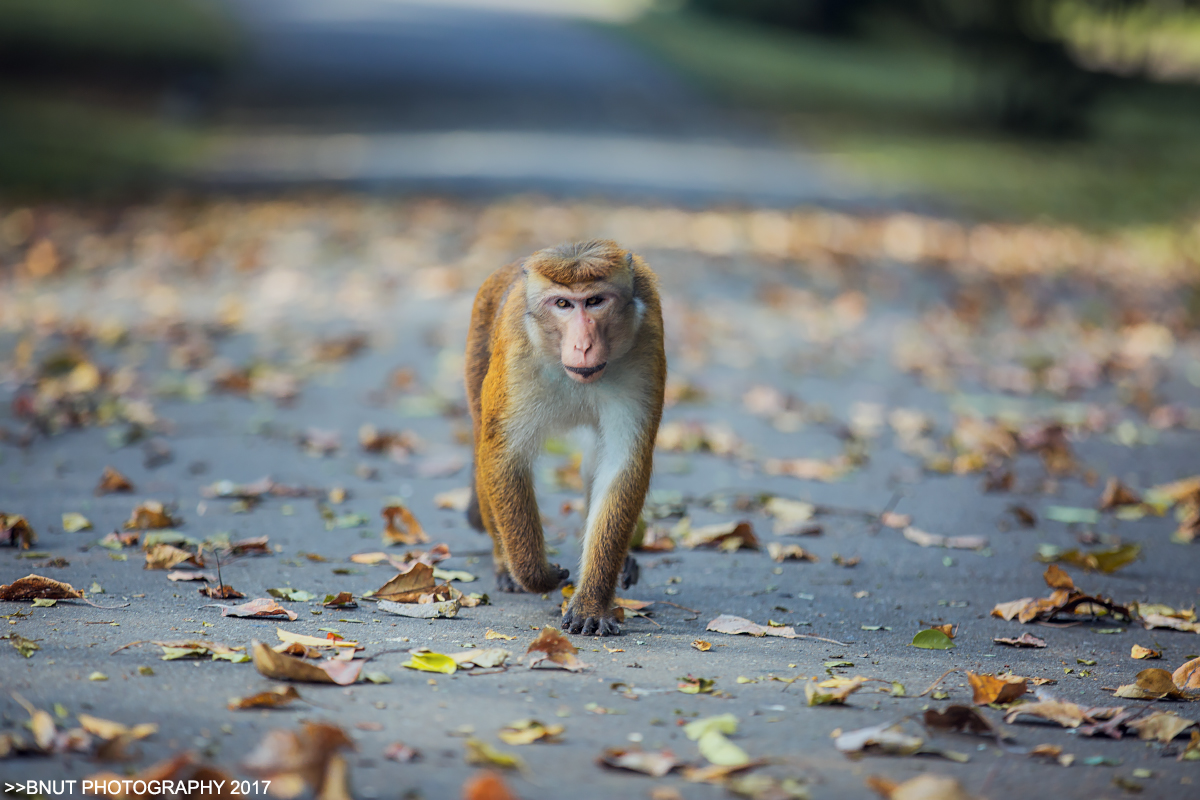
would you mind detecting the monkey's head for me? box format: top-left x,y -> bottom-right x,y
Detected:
524,240 -> 641,385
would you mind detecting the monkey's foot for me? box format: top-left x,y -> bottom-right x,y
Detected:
562,606 -> 620,636
619,554 -> 640,589
496,563 -> 570,593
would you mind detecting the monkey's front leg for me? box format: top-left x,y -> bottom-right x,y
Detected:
481,455 -> 569,593
563,462 -> 650,636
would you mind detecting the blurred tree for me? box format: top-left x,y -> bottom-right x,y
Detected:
687,0 -> 1200,137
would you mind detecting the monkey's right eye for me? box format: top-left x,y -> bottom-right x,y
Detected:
555,299 -> 572,309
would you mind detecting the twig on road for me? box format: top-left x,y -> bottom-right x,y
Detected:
915,667 -> 960,697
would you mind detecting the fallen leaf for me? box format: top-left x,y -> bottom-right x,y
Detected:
684,714 -> 749,767
267,588 -> 317,602
692,640 -> 712,652
764,497 -> 816,534
95,466 -> 134,495
0,574 -> 83,601
403,651 -> 457,675
486,629 -> 517,641
229,686 -> 303,710
167,570 -> 215,582
61,513 -> 92,533
967,672 -> 1027,705
382,504 -> 428,546
461,771 -> 517,800
464,739 -> 524,771
1125,712 -> 1196,743
322,592 -> 357,608
923,706 -> 999,738
706,614 -> 800,639
766,543 -> 818,563
1045,505 -> 1099,525
1039,543 -> 1141,573
902,527 -> 987,550
1174,656 -> 1200,690
1113,668 -> 1187,700
251,641 -> 362,685
242,721 -> 355,798
451,648 -> 511,669
124,501 -> 179,530
377,598 -> 460,618
78,714 -> 157,741
1131,645 -> 1161,660
217,598 -> 298,621
911,629 -> 956,650
677,675 -> 716,695
497,719 -> 563,745
598,747 -> 680,778
199,584 -> 245,600
1,514 -> 37,549
527,627 -> 589,672
1140,612 -> 1200,633
836,721 -> 923,757
276,629 -> 359,650
1100,478 -> 1141,510
993,633 -> 1047,648
144,543 -> 204,570
151,639 -> 249,662
806,677 -> 866,706
1005,700 -> 1087,728
880,512 -> 911,529
682,520 -> 758,551
384,742 -> 420,763
1043,564 -> 1075,590
434,488 -> 472,512
867,773 -> 978,800
371,562 -> 437,601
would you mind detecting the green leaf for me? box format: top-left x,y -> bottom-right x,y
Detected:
1045,506 -> 1100,525
683,713 -> 738,741
824,660 -> 853,668
161,646 -> 206,660
911,629 -> 955,650
61,512 -> 92,533
364,671 -> 392,684
403,651 -> 457,675
212,651 -> 251,663
267,588 -> 316,602
695,730 -> 750,767
32,598 -> 57,608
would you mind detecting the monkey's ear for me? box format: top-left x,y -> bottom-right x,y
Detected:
625,252 -> 634,267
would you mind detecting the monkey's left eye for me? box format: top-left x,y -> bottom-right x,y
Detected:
555,299 -> 572,309
585,296 -> 603,307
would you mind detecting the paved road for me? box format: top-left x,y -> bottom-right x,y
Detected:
199,0 -> 880,207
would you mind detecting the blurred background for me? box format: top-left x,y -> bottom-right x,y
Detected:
3,0 -> 1200,227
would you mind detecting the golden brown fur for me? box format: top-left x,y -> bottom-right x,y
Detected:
465,240 -> 666,635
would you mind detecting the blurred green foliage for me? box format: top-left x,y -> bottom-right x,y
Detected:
617,9 -> 1200,229
0,0 -> 237,198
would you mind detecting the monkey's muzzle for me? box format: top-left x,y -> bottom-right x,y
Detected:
564,362 -> 607,380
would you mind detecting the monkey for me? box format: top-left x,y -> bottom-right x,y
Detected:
464,240 -> 666,636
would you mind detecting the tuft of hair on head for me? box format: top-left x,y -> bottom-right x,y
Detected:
531,239 -> 629,286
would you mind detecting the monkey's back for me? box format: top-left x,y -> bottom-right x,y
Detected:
464,260 -> 524,430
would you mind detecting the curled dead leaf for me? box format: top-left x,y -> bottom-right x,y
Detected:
526,626 -> 589,672
251,641 -> 362,685
598,747 -> 680,778
95,466 -> 135,495
967,672 -> 1027,705
216,598 -> 298,621
229,686 -> 302,710
0,574 -> 83,601
382,504 -> 428,546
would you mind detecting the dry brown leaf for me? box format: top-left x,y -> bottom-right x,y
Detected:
923,706 -> 996,737
124,501 -> 179,530
218,598 -> 298,621
766,542 -> 818,563
199,585 -> 245,600
1174,656 -> 1200,690
382,504 -> 428,546
705,614 -> 799,639
967,672 -> 1027,705
95,466 -> 135,495
1140,612 -> 1200,633
496,719 -> 563,745
1099,477 -> 1141,510
251,641 -> 363,685
144,544 -> 204,570
461,771 -> 519,800
1,514 -> 37,549
1131,645 -> 1161,660
372,562 -> 438,602
692,640 -> 712,652
242,721 -> 355,800
597,747 -> 680,778
1043,564 -> 1075,591
1125,712 -> 1197,744
78,715 -> 157,741
1004,700 -> 1087,728
993,633 -> 1046,648
167,570 -> 215,582
228,686 -> 302,710
0,574 -> 83,601
526,626 -> 588,672
1113,668 -> 1187,700
682,520 -> 759,551
867,774 -> 977,800
806,677 -> 866,706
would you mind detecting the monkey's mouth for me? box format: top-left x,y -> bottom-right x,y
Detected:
564,362 -> 607,380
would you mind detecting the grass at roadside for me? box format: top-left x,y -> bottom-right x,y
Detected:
613,11 -> 1200,229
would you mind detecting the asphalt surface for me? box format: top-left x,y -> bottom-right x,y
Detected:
3,3 -> 1199,800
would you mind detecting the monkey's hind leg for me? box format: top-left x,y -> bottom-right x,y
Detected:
466,470 -> 485,532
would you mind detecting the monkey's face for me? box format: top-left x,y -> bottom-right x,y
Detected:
541,287 -> 624,384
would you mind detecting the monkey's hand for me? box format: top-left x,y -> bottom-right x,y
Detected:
561,604 -> 620,637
